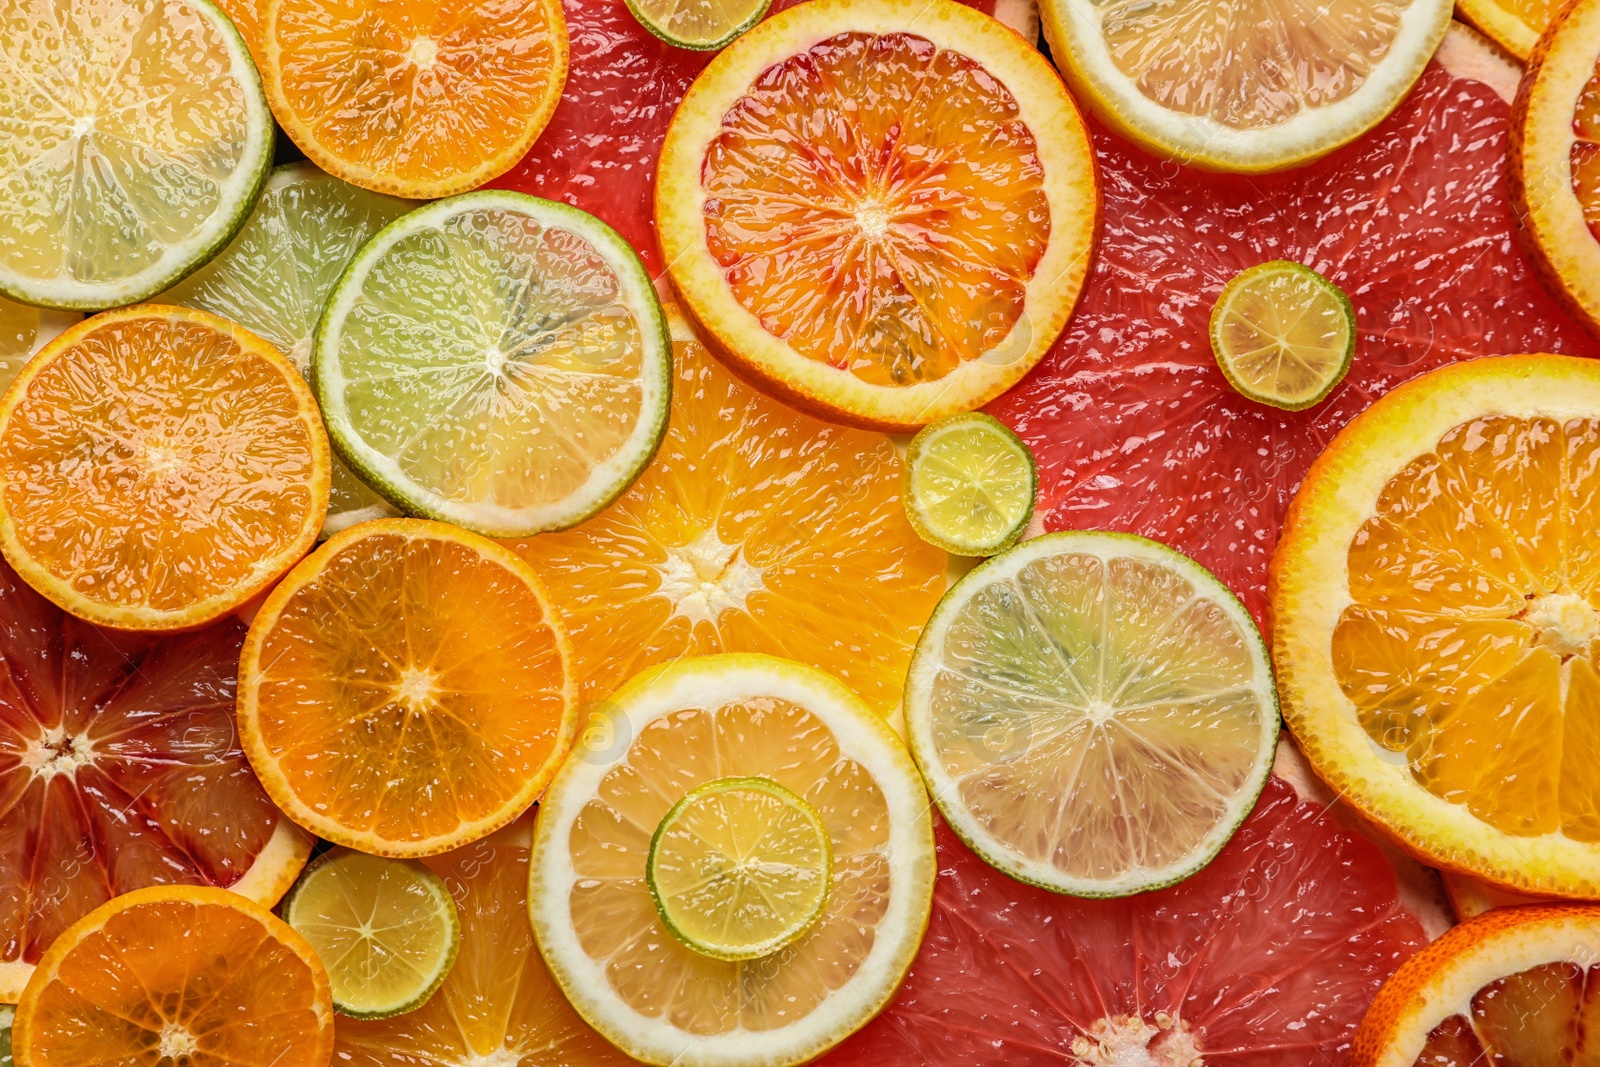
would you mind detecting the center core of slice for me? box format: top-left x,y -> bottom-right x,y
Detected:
1525,591 -> 1600,657
1069,1013 -> 1203,1067
646,775 -> 833,961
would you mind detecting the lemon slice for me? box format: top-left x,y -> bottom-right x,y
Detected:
626,0 -> 770,49
160,163 -> 412,537
0,0 -> 275,309
906,531 -> 1280,897
529,653 -> 935,1067
315,191 -> 672,538
648,776 -> 832,961
283,848 -> 461,1020
1209,261 -> 1356,411
904,413 -> 1037,556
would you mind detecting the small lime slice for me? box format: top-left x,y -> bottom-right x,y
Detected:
904,412 -> 1037,557
283,847 -> 461,1020
160,162 -> 413,537
625,0 -> 771,49
315,191 -> 672,538
647,775 -> 833,961
906,531 -> 1280,897
1209,260 -> 1356,411
0,0 -> 274,310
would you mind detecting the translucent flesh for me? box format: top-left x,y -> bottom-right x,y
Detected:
701,31 -> 1050,386
0,315 -> 319,613
908,422 -> 1033,550
160,168 -> 412,531
510,324 -> 944,714
0,298 -> 67,397
1574,64 -> 1600,244
0,561 -> 281,967
287,851 -> 456,1014
567,697 -> 894,1034
270,0 -> 562,187
22,898 -> 326,1067
333,208 -> 647,514
0,0 -> 254,289
1411,961 -> 1600,1065
631,0 -> 766,47
251,532 -> 569,845
335,818 -> 631,1065
651,779 -> 830,957
214,0 -> 259,49
1213,266 -> 1352,404
1094,0 -> 1411,129
927,551 -> 1269,882
1332,416 -> 1600,837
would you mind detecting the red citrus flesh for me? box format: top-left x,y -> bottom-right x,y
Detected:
818,777 -> 1429,1067
990,61 -> 1600,622
0,558 -> 291,975
492,0 -> 996,275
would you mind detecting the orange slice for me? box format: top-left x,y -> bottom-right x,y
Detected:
238,518 -> 576,857
1458,0 -> 1559,59
261,0 -> 569,198
508,306 -> 945,717
1272,354 -> 1600,897
0,306 -> 329,632
1512,0 -> 1600,338
334,814 -> 632,1065
655,0 -> 1098,430
1353,903 -> 1600,1066
216,0 -> 262,52
13,885 -> 334,1067
1441,871 -> 1554,921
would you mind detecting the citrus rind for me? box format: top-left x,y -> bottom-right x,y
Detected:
314,192 -> 672,539
906,530 -> 1280,898
903,412 -> 1038,556
1456,0 -> 1544,59
1272,354 -> 1600,897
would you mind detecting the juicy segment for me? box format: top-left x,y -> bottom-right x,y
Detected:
510,315 -> 944,715
1097,0 -> 1410,129
1412,963 -> 1600,1064
1575,63 -> 1600,240
1333,416 -> 1600,838
566,697 -> 895,1033
701,31 -> 1050,386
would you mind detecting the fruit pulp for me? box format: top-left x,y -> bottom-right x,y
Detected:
819,776 -> 1429,1066
493,0 -> 995,275
990,61 -> 1600,623
1411,962 -> 1600,1063
0,559 -> 291,972
1574,63 -> 1600,241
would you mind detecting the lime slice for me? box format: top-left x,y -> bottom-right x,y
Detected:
905,531 -> 1279,897
625,0 -> 771,50
0,298 -> 77,395
283,847 -> 461,1020
315,191 -> 672,538
0,0 -> 274,310
1209,260 -> 1356,411
903,413 -> 1037,556
1,1004 -> 13,1067
647,775 -> 832,961
160,162 -> 413,537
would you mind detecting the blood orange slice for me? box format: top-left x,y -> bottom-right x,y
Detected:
990,25 -> 1600,624
818,773 -> 1436,1067
0,557 -> 312,1002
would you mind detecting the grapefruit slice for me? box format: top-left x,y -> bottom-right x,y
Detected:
1511,0 -> 1600,339
334,814 -> 632,1065
656,0 -> 1096,430
13,885 -> 334,1067
989,25 -> 1600,626
508,306 -> 944,717
818,772 -> 1434,1066
1353,904 -> 1600,1067
0,557 -> 312,1002
1273,354 -> 1600,898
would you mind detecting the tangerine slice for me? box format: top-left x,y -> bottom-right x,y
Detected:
0,558 -> 311,1002
0,306 -> 329,631
509,306 -> 944,717
1353,904 -> 1600,1067
261,0 -> 569,198
1273,354 -> 1600,896
1457,0 -> 1559,58
238,518 -> 576,857
1513,0 -> 1600,338
655,0 -> 1097,430
13,885 -> 333,1067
